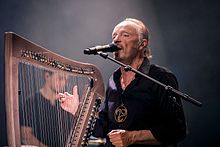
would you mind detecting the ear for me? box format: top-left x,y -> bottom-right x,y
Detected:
44,72 -> 51,80
139,39 -> 148,50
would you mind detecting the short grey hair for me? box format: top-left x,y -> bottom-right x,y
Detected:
123,18 -> 152,59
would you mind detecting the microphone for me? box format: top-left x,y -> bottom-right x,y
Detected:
84,43 -> 120,55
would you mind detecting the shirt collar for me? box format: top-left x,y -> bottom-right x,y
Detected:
114,57 -> 151,80
138,57 -> 151,75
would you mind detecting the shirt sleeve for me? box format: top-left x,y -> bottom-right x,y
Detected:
150,72 -> 187,145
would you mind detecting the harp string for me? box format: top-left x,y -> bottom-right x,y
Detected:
19,61 -> 90,147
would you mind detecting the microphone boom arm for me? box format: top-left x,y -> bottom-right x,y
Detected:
97,52 -> 202,107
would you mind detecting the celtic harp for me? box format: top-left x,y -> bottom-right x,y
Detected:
4,32 -> 105,147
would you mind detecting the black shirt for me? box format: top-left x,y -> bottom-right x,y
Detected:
93,58 -> 186,147
20,92 -> 74,147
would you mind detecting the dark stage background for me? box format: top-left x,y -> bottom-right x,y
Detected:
1,0 -> 219,146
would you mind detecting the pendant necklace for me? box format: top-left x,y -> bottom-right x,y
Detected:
114,98 -> 128,123
114,76 -> 129,123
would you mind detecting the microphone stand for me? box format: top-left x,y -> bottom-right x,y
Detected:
96,52 -> 202,107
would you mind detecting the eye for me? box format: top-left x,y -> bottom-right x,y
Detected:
122,32 -> 129,37
112,33 -> 117,39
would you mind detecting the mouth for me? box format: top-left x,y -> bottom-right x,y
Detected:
115,44 -> 122,52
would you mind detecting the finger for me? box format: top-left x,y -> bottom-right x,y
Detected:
64,92 -> 71,96
108,133 -> 120,139
73,85 -> 78,97
58,93 -> 65,97
108,130 -> 120,136
118,130 -> 126,133
59,97 -> 66,103
109,136 -> 122,143
58,93 -> 66,102
109,134 -> 122,143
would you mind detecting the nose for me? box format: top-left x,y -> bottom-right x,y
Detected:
113,34 -> 121,44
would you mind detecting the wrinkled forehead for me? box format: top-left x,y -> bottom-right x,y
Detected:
112,21 -> 140,34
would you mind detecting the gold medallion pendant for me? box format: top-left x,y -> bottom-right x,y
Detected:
114,105 -> 128,123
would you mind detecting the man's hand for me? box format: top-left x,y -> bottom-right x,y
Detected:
58,85 -> 79,115
108,129 -> 160,147
108,129 -> 133,147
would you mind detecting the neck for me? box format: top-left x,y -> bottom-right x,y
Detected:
40,85 -> 58,105
121,57 -> 144,74
120,57 -> 144,90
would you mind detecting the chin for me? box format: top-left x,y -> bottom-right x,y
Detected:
114,56 -> 122,61
113,52 -> 121,60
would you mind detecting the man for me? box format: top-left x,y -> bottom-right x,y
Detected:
61,18 -> 186,147
20,70 -> 79,147
92,18 -> 187,147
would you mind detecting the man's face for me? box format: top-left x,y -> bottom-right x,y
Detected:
112,21 -> 141,64
46,72 -> 68,93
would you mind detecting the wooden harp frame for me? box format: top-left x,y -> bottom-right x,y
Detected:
4,32 -> 105,147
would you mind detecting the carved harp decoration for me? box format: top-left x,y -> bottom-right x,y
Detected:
4,32 -> 105,147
